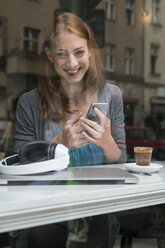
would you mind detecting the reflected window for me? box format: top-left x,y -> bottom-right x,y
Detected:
23,27 -> 40,55
152,0 -> 160,24
106,0 -> 116,20
150,45 -> 159,75
0,18 -> 7,70
125,48 -> 134,75
145,129 -> 156,139
105,44 -> 115,72
125,128 -> 156,140
26,0 -> 41,2
124,102 -> 134,126
126,0 -> 135,26
0,22 -> 2,56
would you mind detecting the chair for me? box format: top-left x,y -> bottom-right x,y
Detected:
117,205 -> 165,248
0,232 -> 10,247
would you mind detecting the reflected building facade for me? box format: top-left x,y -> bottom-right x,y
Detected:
0,0 -> 60,120
143,0 -> 165,129
102,0 -> 144,126
101,0 -> 165,128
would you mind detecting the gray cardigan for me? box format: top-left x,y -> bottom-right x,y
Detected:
15,82 -> 127,163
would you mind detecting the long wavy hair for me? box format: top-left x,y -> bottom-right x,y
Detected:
38,12 -> 105,121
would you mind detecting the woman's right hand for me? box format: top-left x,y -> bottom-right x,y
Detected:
51,113 -> 89,149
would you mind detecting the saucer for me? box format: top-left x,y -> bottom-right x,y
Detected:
124,163 -> 163,174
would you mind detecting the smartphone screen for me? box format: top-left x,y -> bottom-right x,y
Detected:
86,103 -> 108,124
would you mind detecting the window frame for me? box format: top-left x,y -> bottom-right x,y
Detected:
105,44 -> 115,72
125,47 -> 134,75
25,0 -> 41,3
0,17 -> 7,57
150,44 -> 160,75
0,22 -> 3,56
106,0 -> 116,21
22,26 -> 40,55
152,0 -> 160,24
125,0 -> 135,26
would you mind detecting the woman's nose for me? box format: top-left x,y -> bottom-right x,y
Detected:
66,54 -> 78,67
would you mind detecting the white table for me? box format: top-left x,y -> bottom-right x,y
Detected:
0,163 -> 165,233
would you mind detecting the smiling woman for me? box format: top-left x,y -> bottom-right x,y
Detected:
13,11 -> 126,248
1,0 -> 165,248
15,12 -> 126,164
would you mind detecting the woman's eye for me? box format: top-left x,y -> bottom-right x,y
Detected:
76,50 -> 85,56
56,53 -> 67,57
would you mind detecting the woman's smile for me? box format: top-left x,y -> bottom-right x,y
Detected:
64,67 -> 82,77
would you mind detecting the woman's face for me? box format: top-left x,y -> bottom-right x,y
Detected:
52,31 -> 91,85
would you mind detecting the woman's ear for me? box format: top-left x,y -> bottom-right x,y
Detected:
45,47 -> 54,63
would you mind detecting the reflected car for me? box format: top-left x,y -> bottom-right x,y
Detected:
125,126 -> 165,161
158,128 -> 165,139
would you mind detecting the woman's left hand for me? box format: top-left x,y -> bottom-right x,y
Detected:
80,107 -> 112,147
80,107 -> 121,162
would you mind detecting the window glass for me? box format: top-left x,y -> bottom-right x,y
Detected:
0,22 -> 3,56
124,102 -> 135,125
152,0 -> 160,24
126,0 -> 135,25
1,0 -> 164,162
106,0 -> 116,20
0,1 -> 165,247
145,129 -> 156,139
105,44 -> 115,72
125,48 -> 134,75
23,27 -> 40,54
150,44 -> 159,74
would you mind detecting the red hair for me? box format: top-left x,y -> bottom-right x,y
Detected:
38,12 -> 105,121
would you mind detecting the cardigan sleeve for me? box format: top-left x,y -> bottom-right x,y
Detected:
14,89 -> 44,152
103,83 -> 127,163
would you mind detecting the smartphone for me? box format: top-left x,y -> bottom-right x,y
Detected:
86,103 -> 108,124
